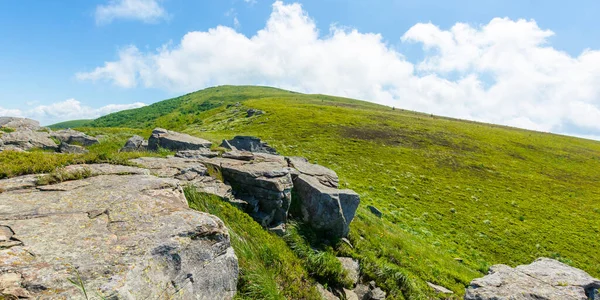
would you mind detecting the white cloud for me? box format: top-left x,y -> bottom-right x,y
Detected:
0,99 -> 146,125
95,0 -> 167,25
78,1 -> 600,139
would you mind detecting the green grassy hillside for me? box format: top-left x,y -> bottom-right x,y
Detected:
5,85 -> 600,299
48,119 -> 93,129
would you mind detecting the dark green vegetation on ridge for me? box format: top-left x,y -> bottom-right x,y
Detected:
4,85 -> 600,299
48,119 -> 93,129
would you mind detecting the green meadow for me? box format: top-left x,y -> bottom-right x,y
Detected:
6,85 -> 599,299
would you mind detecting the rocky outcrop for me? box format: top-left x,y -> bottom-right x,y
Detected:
0,170 -> 238,299
220,136 -> 278,154
51,129 -> 99,146
465,258 -> 600,300
293,174 -> 360,239
120,135 -> 147,152
0,117 -> 41,131
148,128 -> 212,151
219,161 -> 294,227
0,130 -> 58,151
246,108 -> 264,117
287,156 -> 339,188
176,149 -> 220,159
59,142 -> 89,154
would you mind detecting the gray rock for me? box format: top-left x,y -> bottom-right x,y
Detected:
219,161 -> 294,227
220,136 -> 277,154
267,223 -> 286,237
130,157 -> 208,178
176,149 -> 220,159
465,258 -> 600,300
367,287 -> 386,300
354,283 -> 370,299
286,156 -> 339,188
344,288 -> 359,300
51,129 -> 99,146
0,130 -> 58,151
222,150 -> 255,161
120,135 -> 147,152
187,176 -> 247,209
427,282 -> 453,294
0,172 -> 238,299
0,174 -> 39,192
338,257 -> 360,286
148,128 -> 212,151
293,174 -> 360,239
59,142 -> 89,154
0,145 -> 25,152
368,205 -> 382,218
0,117 -> 40,131
246,108 -> 264,117
0,225 -> 14,241
316,283 -> 338,300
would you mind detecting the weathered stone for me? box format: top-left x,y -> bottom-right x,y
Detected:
130,157 -> 208,178
367,287 -> 386,300
0,173 -> 238,299
148,128 -> 212,151
287,156 -> 339,188
316,283 -> 338,300
293,174 -> 360,239
427,282 -> 453,294
220,136 -> 277,154
120,135 -> 147,152
0,117 -> 40,131
368,205 -> 382,218
344,288 -> 359,300
246,108 -> 264,117
254,152 -> 288,166
0,226 -> 14,241
267,223 -> 286,237
0,130 -> 58,151
0,174 -> 40,193
59,142 -> 89,154
51,129 -> 99,146
222,150 -> 255,161
0,145 -> 25,153
465,258 -> 600,300
176,149 -> 220,159
355,283 -> 370,300
338,257 -> 360,286
62,163 -> 151,177
219,161 -> 294,227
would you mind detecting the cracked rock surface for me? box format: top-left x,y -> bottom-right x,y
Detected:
0,170 -> 238,299
465,258 -> 600,300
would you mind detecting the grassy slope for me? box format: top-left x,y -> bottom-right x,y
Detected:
7,86 -> 600,299
48,119 -> 93,129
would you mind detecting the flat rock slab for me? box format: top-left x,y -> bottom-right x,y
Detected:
465,258 -> 600,300
130,157 -> 208,178
0,174 -> 40,192
0,173 -> 238,299
176,149 -> 220,159
148,128 -> 212,151
220,136 -> 277,154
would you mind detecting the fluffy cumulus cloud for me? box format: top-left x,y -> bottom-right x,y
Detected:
78,1 -> 600,138
0,99 -> 146,125
95,0 -> 167,25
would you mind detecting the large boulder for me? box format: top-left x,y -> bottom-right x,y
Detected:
465,258 -> 600,300
120,135 -> 147,152
218,161 -> 294,227
286,156 -> 339,188
148,128 -> 212,151
220,136 -> 277,154
0,130 -> 58,151
0,171 -> 238,299
0,117 -> 40,131
50,129 -> 99,146
59,142 -> 89,154
293,174 -> 360,239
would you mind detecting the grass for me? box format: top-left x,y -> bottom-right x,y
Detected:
37,167 -> 93,186
185,188 -> 322,299
5,85 -> 600,299
48,119 -> 93,129
0,127 -> 15,133
0,127 -> 169,179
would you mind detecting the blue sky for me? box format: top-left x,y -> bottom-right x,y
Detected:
1,0 -> 600,139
